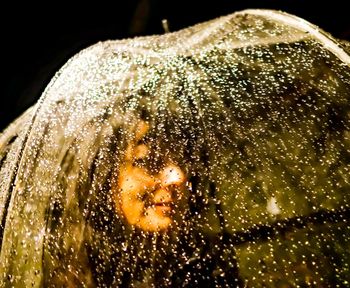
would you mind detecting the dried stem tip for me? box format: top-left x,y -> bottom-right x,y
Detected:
162,19 -> 170,33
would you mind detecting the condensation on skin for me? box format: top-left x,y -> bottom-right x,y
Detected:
0,9 -> 349,288
114,120 -> 187,232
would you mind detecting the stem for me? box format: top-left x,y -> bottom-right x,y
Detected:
162,19 -> 170,33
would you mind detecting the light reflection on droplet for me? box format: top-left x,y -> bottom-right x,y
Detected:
0,8 -> 349,288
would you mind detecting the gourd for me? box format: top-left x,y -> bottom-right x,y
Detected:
0,9 -> 349,287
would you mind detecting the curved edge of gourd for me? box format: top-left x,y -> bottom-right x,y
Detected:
0,43 -> 105,254
0,106 -> 36,251
241,9 -> 350,66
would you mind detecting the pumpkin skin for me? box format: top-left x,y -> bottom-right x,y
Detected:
0,9 -> 350,287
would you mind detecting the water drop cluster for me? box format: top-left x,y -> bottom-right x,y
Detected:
0,9 -> 349,287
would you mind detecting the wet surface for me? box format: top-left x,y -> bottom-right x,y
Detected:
0,10 -> 349,287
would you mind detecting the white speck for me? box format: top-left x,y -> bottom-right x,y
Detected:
267,197 -> 281,215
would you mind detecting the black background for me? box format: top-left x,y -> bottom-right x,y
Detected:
2,0 -> 350,130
